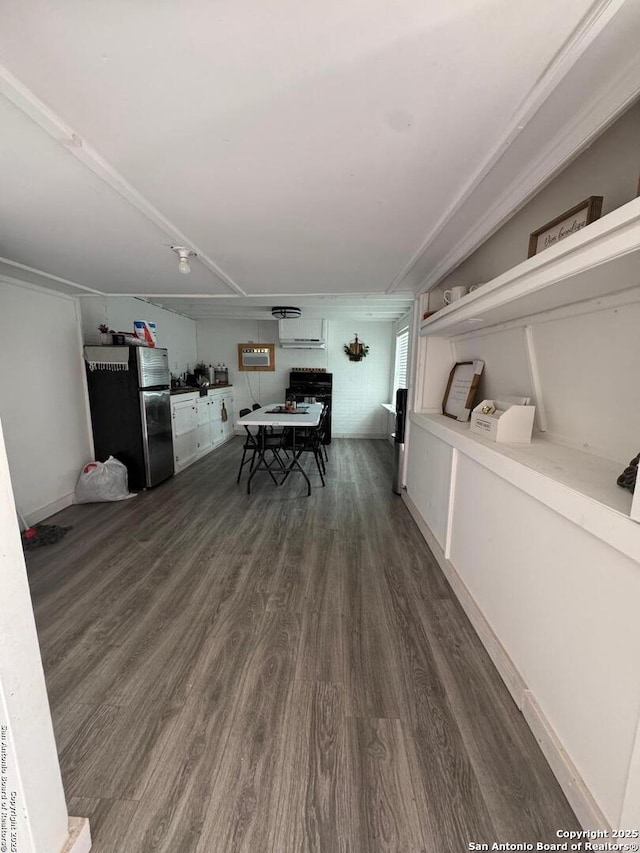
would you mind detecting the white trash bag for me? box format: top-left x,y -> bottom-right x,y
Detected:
75,456 -> 136,503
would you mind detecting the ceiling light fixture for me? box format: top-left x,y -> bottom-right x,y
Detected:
271,306 -> 301,319
171,245 -> 196,275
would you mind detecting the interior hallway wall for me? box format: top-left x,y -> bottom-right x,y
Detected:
0,281 -> 92,523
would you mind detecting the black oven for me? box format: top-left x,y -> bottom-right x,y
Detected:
286,370 -> 333,444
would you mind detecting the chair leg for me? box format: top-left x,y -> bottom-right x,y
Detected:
236,447 -> 249,484
313,447 -> 325,486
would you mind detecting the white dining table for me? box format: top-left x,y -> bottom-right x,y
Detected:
237,403 -> 324,495
238,402 -> 324,429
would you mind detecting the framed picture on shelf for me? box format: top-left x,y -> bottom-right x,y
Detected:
527,196 -> 603,258
442,360 -> 484,422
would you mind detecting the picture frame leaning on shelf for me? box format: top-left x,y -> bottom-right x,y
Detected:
442,360 -> 484,422
527,196 -> 603,258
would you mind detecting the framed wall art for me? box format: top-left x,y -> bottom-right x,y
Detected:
527,196 -> 603,258
442,360 -> 484,422
237,343 -> 275,371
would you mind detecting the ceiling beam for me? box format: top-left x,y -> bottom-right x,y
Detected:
0,63 -> 245,297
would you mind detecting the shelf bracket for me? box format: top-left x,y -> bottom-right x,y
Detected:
524,324 -> 547,433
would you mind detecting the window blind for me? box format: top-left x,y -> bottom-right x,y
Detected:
393,327 -> 409,402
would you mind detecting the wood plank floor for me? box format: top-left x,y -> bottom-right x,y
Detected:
26,438 -> 579,852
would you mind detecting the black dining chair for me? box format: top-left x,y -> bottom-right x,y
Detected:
280,406 -> 327,487
236,408 -> 257,483
236,407 -> 287,485
253,401 -> 289,448
315,405 -> 329,474
317,405 -> 329,464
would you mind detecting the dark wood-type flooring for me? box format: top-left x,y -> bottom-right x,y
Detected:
26,438 -> 579,852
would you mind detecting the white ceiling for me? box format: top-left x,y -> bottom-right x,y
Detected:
0,1 -> 639,321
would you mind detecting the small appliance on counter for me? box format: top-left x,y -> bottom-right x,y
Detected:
201,364 -> 229,385
84,346 -> 174,489
214,364 -> 229,384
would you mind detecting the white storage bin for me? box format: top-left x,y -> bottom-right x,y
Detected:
470,398 -> 535,443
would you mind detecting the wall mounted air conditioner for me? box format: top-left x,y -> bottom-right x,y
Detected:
278,318 -> 327,349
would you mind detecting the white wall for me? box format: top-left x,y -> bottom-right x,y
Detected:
0,415 -> 77,853
432,101 -> 640,308
196,318 -> 394,437
0,281 -> 92,523
453,294 -> 640,464
327,320 -> 393,437
79,294 -> 197,377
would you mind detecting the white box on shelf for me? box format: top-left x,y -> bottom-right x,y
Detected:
470,398 -> 536,443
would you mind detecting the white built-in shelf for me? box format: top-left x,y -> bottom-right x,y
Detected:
410,412 -> 640,563
419,196 -> 640,337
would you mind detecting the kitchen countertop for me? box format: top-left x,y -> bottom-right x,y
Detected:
170,384 -> 233,396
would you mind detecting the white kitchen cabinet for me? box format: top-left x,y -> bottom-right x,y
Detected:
171,388 -> 235,473
171,394 -> 198,473
196,396 -> 214,456
221,391 -> 234,443
208,388 -> 234,448
407,196 -> 640,831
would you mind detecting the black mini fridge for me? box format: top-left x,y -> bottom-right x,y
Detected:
84,346 -> 174,490
392,388 -> 408,495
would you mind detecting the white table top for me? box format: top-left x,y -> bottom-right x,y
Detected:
238,402 -> 323,428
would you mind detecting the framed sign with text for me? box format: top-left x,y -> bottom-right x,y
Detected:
442,360 -> 484,422
527,196 -> 603,258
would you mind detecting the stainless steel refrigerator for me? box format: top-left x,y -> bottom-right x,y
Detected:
85,346 -> 174,490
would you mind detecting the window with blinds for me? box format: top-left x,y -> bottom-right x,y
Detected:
392,327 -> 409,403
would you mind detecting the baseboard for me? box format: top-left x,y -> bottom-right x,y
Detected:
59,817 -> 91,853
331,433 -> 387,439
402,489 -> 608,832
522,692 -> 610,832
25,492 -> 74,526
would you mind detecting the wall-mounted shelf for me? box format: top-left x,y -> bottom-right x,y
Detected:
419,197 -> 640,337
410,412 -> 639,562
